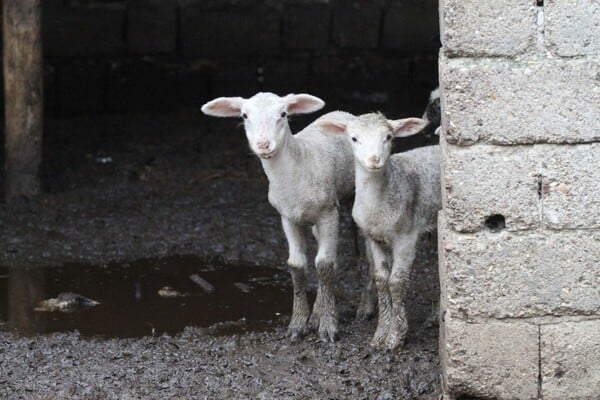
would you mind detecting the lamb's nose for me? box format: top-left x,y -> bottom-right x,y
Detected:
257,140 -> 270,150
369,155 -> 381,164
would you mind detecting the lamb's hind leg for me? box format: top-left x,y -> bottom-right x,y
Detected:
357,239 -> 377,320
311,208 -> 340,342
386,232 -> 418,350
308,226 -> 324,331
281,217 -> 310,341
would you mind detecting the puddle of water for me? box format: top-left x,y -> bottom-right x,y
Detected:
0,256 -> 291,338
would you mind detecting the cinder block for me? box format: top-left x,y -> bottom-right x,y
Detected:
56,60 -> 106,114
541,143 -> 600,230
438,214 -> 600,320
441,137 -> 541,232
439,55 -> 600,145
440,311 -> 539,400
440,0 -> 537,57
106,59 -> 209,112
43,5 -> 126,57
541,320 -> 600,400
283,3 -> 330,51
332,0 -> 382,49
127,1 -> 176,54
442,140 -> 600,232
382,0 -> 439,53
180,3 -> 280,58
545,0 -> 600,56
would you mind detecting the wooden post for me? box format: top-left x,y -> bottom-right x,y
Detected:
3,0 -> 43,203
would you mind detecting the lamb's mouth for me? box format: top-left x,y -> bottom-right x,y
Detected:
258,151 -> 275,159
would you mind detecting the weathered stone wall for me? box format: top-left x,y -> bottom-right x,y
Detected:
0,0 -> 440,115
438,1 -> 600,399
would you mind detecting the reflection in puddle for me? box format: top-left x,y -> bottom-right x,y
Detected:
0,257 -> 291,338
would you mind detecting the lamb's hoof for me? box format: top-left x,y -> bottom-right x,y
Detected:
308,312 -> 320,331
287,319 -> 308,341
318,314 -> 338,342
287,327 -> 307,342
370,324 -> 390,348
384,330 -> 406,351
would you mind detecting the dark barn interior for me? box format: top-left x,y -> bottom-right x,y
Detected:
0,1 -> 443,398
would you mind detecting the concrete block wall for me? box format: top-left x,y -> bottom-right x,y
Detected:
438,1 -> 600,399
1,0 -> 440,115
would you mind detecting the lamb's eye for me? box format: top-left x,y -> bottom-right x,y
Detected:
386,134 -> 392,141
281,111 -> 287,118
242,113 -> 248,119
351,137 -> 358,143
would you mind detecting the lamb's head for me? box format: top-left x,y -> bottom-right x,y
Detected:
201,92 -> 325,159
318,112 -> 426,172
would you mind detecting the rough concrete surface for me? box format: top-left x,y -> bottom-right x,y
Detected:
541,142 -> 600,230
438,214 -> 600,320
439,55 -> 600,145
541,319 -> 600,400
440,311 -> 539,400
440,137 -> 540,233
440,0 -> 537,57
441,139 -> 600,233
545,0 -> 600,57
0,113 -> 441,399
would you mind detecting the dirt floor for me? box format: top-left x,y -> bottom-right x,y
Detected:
0,104 -> 441,399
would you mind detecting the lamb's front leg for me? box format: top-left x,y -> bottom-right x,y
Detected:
386,232 -> 418,350
281,217 -> 310,340
368,238 -> 393,348
311,208 -> 340,342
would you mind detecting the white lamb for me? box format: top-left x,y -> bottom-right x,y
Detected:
318,112 -> 441,350
201,92 -> 362,341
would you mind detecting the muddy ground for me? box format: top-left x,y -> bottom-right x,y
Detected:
0,104 -> 441,399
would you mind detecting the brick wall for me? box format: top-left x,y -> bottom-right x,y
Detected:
438,0 -> 600,399
8,0 -> 440,115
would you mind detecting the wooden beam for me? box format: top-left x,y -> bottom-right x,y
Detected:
3,0 -> 43,203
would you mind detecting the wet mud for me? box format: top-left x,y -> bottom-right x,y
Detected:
1,258 -> 291,338
0,107 -> 441,399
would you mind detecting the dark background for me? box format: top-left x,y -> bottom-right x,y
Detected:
0,6 -> 443,396
0,0 -> 441,199
1,0 -> 440,116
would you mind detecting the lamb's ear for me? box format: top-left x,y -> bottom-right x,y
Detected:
388,118 -> 427,138
284,94 -> 325,115
201,97 -> 245,117
317,119 -> 347,135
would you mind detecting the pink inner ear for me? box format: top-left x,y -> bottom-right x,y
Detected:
399,120 -> 420,131
212,100 -> 241,115
391,118 -> 426,137
286,94 -> 324,114
318,120 -> 347,135
202,97 -> 245,117
287,99 -> 312,114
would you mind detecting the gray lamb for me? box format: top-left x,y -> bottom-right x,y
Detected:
319,112 -> 441,349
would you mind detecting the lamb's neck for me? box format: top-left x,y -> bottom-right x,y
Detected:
260,126 -> 304,183
355,162 -> 392,205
